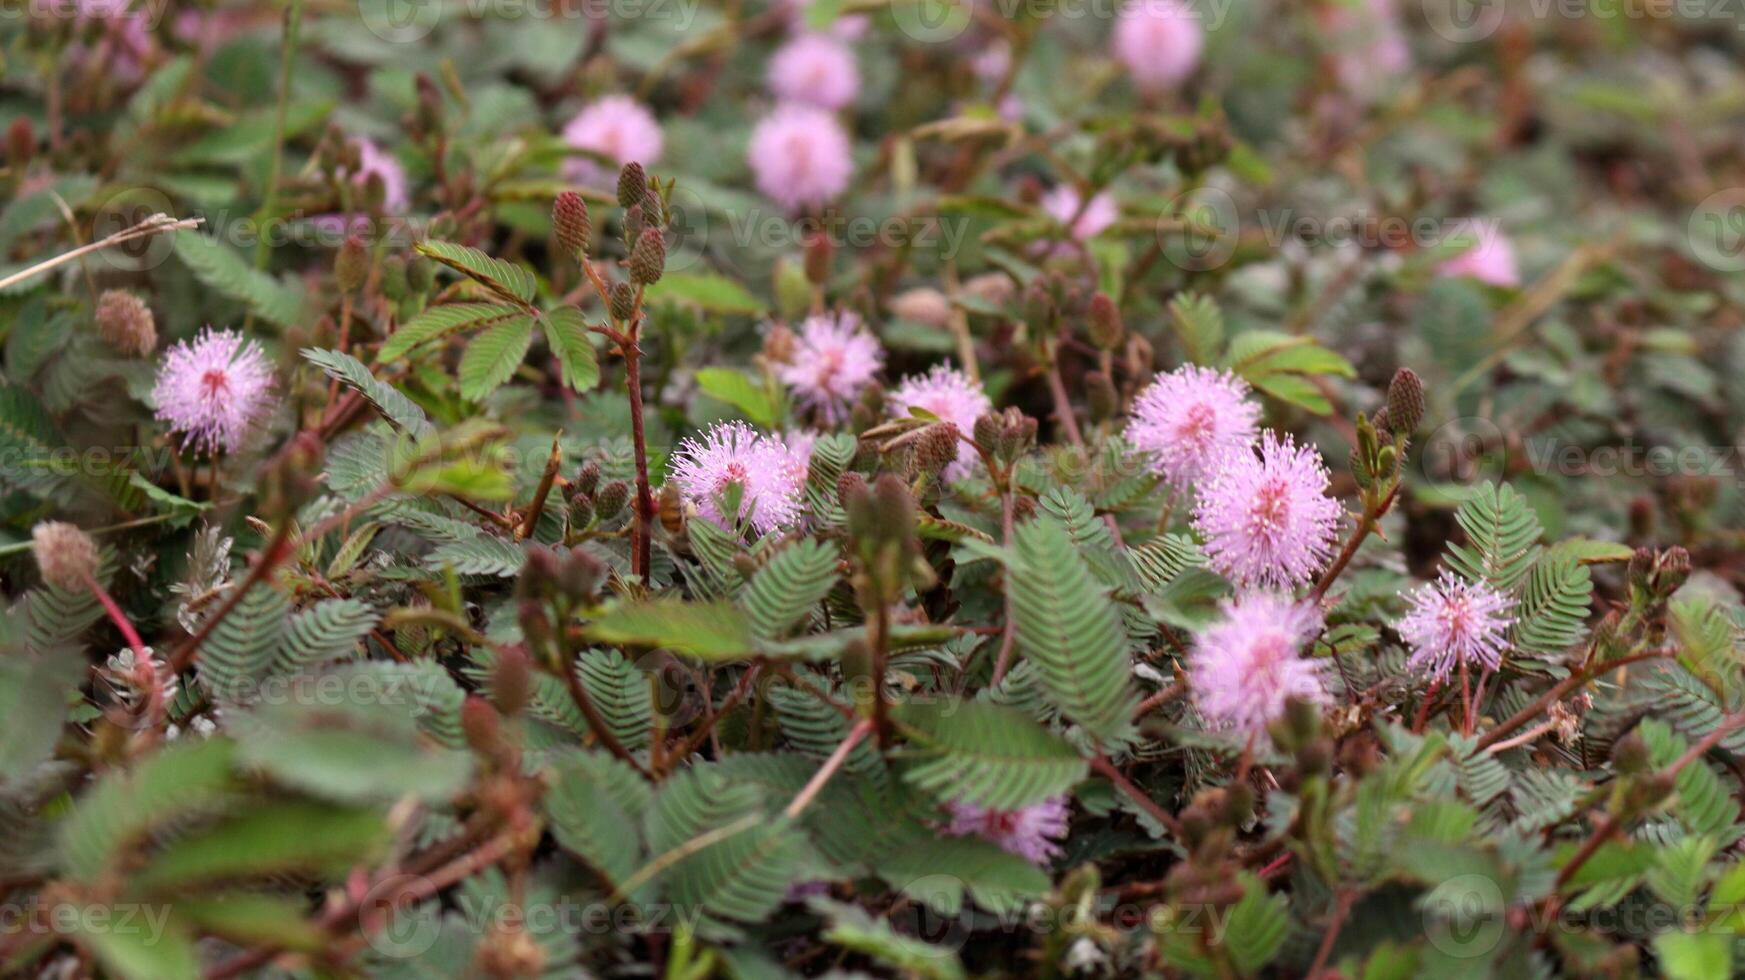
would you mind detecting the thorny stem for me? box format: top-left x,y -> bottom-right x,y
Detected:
990,486 -> 1019,686
1307,889 -> 1357,979
624,318 -> 656,584
1308,484 -> 1398,602
1089,754 -> 1184,839
1474,650 -> 1670,750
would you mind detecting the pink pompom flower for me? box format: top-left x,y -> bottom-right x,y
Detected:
1190,592 -> 1327,737
889,365 -> 992,483
562,96 -> 664,186
945,797 -> 1070,864
1125,365 -> 1260,489
776,312 -> 883,424
767,33 -> 860,110
1112,0 -> 1204,95
153,329 -> 276,454
1040,185 -> 1119,243
747,104 -> 854,213
1439,220 -> 1520,288
1397,572 -> 1516,680
669,421 -> 806,534
1193,431 -> 1341,590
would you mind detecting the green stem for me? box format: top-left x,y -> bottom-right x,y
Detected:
254,0 -> 305,270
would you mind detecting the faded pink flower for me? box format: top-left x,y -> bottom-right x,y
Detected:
889,365 -> 992,483
1041,185 -> 1119,243
153,329 -> 275,454
562,96 -> 664,186
1193,431 -> 1341,589
1190,592 -> 1327,736
348,138 -> 410,213
669,421 -> 806,534
1126,365 -> 1259,489
1112,0 -> 1204,95
767,33 -> 860,110
776,313 -> 883,423
747,104 -> 854,213
1439,220 -> 1520,288
1398,572 -> 1516,680
1323,0 -> 1411,96
945,797 -> 1069,864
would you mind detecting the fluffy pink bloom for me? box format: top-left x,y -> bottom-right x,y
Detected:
1112,0 -> 1204,95
348,138 -> 410,213
767,33 -> 860,110
781,429 -> 819,468
889,365 -> 992,483
945,797 -> 1069,864
1190,592 -> 1327,736
1125,365 -> 1259,488
1041,185 -> 1119,243
747,104 -> 854,212
1439,220 -> 1520,288
669,421 -> 806,534
153,329 -> 275,454
562,96 -> 664,186
777,313 -> 883,423
1193,431 -> 1341,589
1398,572 -> 1516,679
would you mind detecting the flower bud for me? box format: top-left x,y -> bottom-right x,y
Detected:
1611,731 -> 1651,775
32,521 -> 97,591
335,236 -> 370,294
460,696 -> 504,755
1384,368 -> 1426,435
595,481 -> 630,519
558,546 -> 607,602
380,255 -> 410,301
407,255 -> 437,295
7,117 -> 33,172
1087,293 -> 1124,349
552,191 -> 591,260
629,228 -> 666,285
915,423 -> 961,479
888,288 -> 951,328
1654,546 -> 1691,597
617,162 -> 648,209
609,282 -> 637,322
1085,370 -> 1118,423
491,645 -> 533,716
803,230 -> 834,286
573,461 -> 600,497
568,494 -> 594,529
94,290 -> 157,357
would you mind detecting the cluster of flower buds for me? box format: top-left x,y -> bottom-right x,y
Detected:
1626,545 -> 1691,618
973,407 -> 1038,472
515,544 -> 608,656
563,459 -> 630,539
842,473 -> 931,607
1351,368 -> 1424,502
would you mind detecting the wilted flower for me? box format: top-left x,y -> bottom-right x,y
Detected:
562,96 -> 664,186
32,521 -> 98,591
946,797 -> 1069,864
747,104 -> 854,212
1126,365 -> 1259,489
1439,220 -> 1520,288
1397,572 -> 1516,679
889,365 -> 992,483
153,329 -> 275,454
95,289 -> 157,356
1040,185 -> 1119,243
1112,0 -> 1203,95
1191,592 -> 1327,736
668,421 -> 806,534
767,33 -> 860,110
1193,431 -> 1341,589
776,312 -> 883,423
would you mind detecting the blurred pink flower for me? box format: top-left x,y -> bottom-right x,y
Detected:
768,33 -> 860,110
669,421 -> 806,534
945,797 -> 1069,864
1398,572 -> 1516,679
1126,365 -> 1259,489
777,312 -> 883,423
348,138 -> 410,213
153,329 -> 275,454
747,104 -> 854,212
562,96 -> 664,186
1190,592 -> 1327,737
1193,431 -> 1341,589
1323,0 -> 1411,96
889,365 -> 991,483
1112,0 -> 1203,95
1439,220 -> 1520,287
1040,185 -> 1118,243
